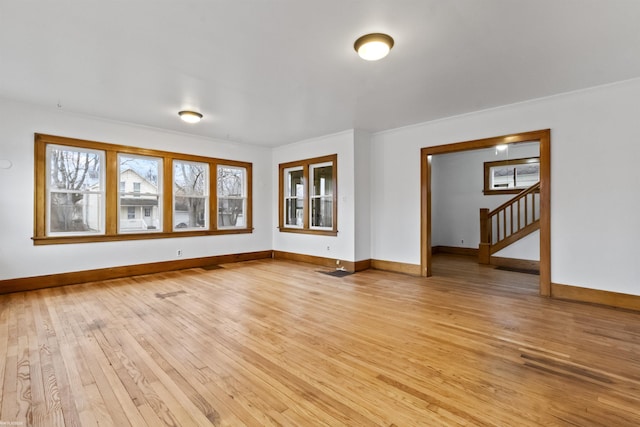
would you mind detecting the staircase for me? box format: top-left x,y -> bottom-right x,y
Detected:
478,182 -> 540,264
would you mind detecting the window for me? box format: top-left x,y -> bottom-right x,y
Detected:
118,154 -> 162,233
278,154 -> 337,235
283,166 -> 304,227
217,165 -> 247,228
483,157 -> 540,195
46,144 -> 105,236
34,134 -> 253,244
310,162 -> 333,229
173,160 -> 208,230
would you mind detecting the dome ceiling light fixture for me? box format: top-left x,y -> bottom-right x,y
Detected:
178,110 -> 203,123
354,33 -> 394,61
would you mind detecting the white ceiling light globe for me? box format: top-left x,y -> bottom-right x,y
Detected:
354,33 -> 394,61
178,111 -> 203,123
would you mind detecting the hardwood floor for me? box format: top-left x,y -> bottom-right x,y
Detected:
1,255 -> 639,426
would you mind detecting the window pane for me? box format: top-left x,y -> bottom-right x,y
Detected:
491,163 -> 540,190
284,167 -> 304,227
311,165 -> 333,196
50,192 -> 103,233
49,146 -> 101,191
311,198 -> 333,228
310,161 -> 334,229
47,145 -> 104,235
119,154 -> 162,232
217,166 -> 244,196
285,199 -> 304,226
174,160 -> 209,230
175,161 -> 207,196
218,198 -> 245,227
287,168 -> 304,197
515,163 -> 540,187
217,166 -> 246,228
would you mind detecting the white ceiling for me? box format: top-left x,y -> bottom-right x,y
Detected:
2,1 -> 640,147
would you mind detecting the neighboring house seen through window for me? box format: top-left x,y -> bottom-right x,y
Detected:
118,154 -> 162,233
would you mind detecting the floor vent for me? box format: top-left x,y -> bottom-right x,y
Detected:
319,270 -> 353,278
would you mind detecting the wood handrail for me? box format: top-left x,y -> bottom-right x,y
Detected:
479,182 -> 541,264
488,182 -> 540,219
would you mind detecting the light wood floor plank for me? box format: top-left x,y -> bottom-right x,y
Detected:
24,293 -> 47,427
62,295 -> 146,427
1,294 -> 18,422
1,255 -> 640,426
0,297 -> 8,412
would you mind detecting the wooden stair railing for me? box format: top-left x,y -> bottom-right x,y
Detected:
479,182 -> 540,264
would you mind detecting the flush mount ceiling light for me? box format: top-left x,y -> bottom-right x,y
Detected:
354,33 -> 394,61
178,110 -> 203,123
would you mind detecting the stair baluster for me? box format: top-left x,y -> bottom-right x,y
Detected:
479,182 -> 540,264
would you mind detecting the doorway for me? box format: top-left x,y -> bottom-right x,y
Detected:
420,129 -> 551,296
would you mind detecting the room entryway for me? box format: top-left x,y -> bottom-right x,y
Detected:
420,129 -> 551,296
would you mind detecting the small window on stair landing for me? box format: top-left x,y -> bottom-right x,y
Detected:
483,157 -> 539,195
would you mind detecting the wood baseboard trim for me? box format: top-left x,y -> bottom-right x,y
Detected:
552,283 -> 640,312
271,253 -> 420,276
7,250 -> 636,313
271,250 -> 369,273
370,259 -> 421,276
0,250 -> 273,295
432,246 -> 479,257
490,257 -> 540,272
354,259 -> 371,272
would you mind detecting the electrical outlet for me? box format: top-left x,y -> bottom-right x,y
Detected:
326,246 -> 330,251
177,249 -> 183,257
336,259 -> 340,265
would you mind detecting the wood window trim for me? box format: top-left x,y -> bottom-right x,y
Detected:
216,164 -> 251,230
33,133 -> 253,245
278,154 -> 338,236
483,156 -> 540,195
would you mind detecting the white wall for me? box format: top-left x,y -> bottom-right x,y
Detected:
272,130 -> 356,263
4,78 -> 640,296
432,143 -> 539,260
354,130 -> 372,262
0,99 -> 272,280
372,78 -> 640,295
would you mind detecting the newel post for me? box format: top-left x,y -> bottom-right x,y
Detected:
479,208 -> 491,264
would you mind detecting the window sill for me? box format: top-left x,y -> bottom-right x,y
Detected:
32,228 -> 254,245
278,227 -> 338,236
